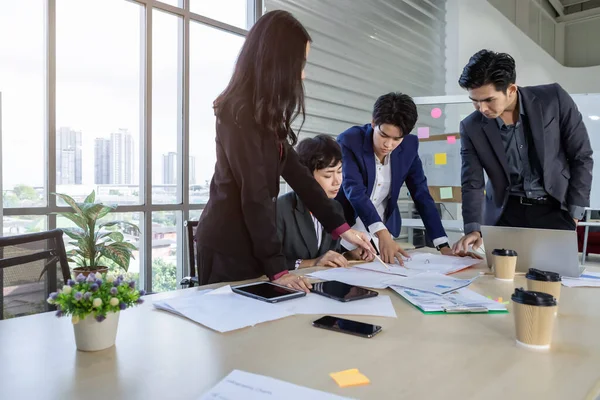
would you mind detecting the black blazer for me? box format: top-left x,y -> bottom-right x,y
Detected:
277,192 -> 342,270
460,83 -> 593,234
196,111 -> 347,282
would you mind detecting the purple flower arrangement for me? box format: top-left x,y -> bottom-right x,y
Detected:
47,272 -> 145,324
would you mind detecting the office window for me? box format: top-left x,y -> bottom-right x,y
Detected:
152,9 -> 183,204
189,22 -> 244,204
0,0 -> 251,293
56,0 -> 143,205
0,1 -> 46,208
191,0 -> 248,29
152,211 -> 179,292
2,216 -> 47,237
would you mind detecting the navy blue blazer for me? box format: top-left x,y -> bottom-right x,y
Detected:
336,124 -> 446,240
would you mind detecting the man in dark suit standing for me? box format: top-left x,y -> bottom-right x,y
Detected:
453,50 -> 593,254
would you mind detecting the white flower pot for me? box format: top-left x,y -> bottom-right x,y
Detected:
73,312 -> 120,351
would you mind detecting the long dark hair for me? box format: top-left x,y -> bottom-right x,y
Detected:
214,10 -> 312,145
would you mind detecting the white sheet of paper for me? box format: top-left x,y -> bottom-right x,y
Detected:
382,272 -> 476,295
155,286 -> 294,332
199,370 -> 354,400
354,261 -> 425,277
307,268 -> 391,289
562,271 -> 600,287
391,286 -> 507,312
276,292 -> 397,318
154,285 -> 397,333
400,253 -> 481,275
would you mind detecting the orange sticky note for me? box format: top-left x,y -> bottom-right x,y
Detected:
434,153 -> 447,165
330,369 -> 370,388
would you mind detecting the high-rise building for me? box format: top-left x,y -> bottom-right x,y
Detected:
110,129 -> 134,185
94,138 -> 111,184
189,156 -> 196,185
56,127 -> 82,185
163,152 -> 177,185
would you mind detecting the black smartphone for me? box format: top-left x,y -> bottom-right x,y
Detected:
310,280 -> 378,302
312,315 -> 382,338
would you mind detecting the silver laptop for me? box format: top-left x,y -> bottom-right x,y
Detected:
480,226 -> 585,278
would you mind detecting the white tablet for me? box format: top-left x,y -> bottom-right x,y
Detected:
231,281 -> 306,303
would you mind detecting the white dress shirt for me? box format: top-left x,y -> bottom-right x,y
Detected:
311,214 -> 323,249
342,153 -> 448,250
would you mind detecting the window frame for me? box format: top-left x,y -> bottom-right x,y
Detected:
1,0 -> 262,292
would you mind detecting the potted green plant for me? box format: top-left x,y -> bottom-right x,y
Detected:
47,272 -> 145,351
54,190 -> 140,276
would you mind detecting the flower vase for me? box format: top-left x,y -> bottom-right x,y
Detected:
73,312 -> 120,351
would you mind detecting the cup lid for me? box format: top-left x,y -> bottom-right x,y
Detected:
511,288 -> 557,306
526,268 -> 561,282
492,248 -> 518,257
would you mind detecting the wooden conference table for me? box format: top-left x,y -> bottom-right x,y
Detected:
1,256 -> 599,400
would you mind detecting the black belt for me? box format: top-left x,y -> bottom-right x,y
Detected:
511,195 -> 554,206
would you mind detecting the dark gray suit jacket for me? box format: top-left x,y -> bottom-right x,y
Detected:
460,83 -> 593,234
276,192 -> 342,270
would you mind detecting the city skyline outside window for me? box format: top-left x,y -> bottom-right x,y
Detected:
1,0 -> 250,292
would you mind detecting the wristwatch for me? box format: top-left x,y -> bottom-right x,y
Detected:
294,259 -> 302,270
435,242 -> 450,251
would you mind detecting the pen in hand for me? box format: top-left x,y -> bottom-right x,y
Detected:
355,233 -> 390,270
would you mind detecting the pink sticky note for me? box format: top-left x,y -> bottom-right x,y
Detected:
431,108 -> 442,119
417,127 -> 429,139
447,135 -> 456,144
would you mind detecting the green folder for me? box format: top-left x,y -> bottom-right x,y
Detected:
394,290 -> 509,315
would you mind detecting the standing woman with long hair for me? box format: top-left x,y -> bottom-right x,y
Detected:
195,10 -> 374,292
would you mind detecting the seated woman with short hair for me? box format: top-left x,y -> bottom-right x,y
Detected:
277,135 -> 371,270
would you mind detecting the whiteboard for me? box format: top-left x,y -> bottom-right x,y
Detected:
571,94 -> 600,210
418,137 -> 461,187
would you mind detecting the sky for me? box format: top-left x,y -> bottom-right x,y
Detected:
0,0 -> 246,190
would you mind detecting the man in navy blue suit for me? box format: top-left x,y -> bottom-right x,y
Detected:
336,92 -> 452,264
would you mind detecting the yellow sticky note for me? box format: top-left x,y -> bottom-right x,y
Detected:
434,153 -> 447,165
439,187 -> 453,199
330,369 -> 370,388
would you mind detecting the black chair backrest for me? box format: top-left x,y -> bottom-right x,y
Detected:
0,229 -> 71,320
184,220 -> 199,279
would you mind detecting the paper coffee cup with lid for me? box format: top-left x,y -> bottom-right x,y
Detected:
512,288 -> 557,350
492,248 -> 518,281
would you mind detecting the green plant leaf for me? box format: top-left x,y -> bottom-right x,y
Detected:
84,190 -> 96,204
96,230 -> 124,242
99,245 -> 131,271
110,241 -> 138,251
61,227 -> 85,241
53,192 -> 84,216
81,203 -> 114,224
56,212 -> 87,230
99,220 -> 141,234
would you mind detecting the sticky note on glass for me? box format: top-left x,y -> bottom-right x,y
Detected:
417,127 -> 429,139
440,187 -> 453,199
434,153 -> 447,165
431,107 -> 442,119
447,135 -> 456,144
330,369 -> 370,388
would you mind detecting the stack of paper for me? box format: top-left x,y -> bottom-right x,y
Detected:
561,271 -> 600,287
399,253 -> 482,274
154,285 -> 397,332
308,256 -> 479,291
382,272 -> 477,295
199,370 -> 354,400
391,286 -> 508,314
154,285 -> 293,332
